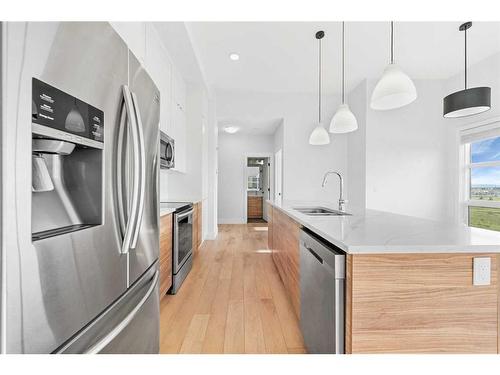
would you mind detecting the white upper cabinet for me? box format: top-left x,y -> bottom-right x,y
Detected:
145,24 -> 172,135
171,68 -> 187,172
173,69 -> 187,112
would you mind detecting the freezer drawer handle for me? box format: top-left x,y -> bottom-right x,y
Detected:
84,270 -> 159,354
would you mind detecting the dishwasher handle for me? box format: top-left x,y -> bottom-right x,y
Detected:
304,245 -> 323,264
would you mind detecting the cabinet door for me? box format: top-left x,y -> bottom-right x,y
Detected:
192,203 -> 199,251
272,208 -> 301,318
172,104 -> 186,172
267,203 -> 274,250
159,214 -> 173,296
247,196 -> 263,219
197,203 -> 202,248
144,24 -> 172,135
172,68 -> 186,111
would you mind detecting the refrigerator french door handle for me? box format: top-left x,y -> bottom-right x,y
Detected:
121,85 -> 141,254
116,102 -> 128,240
83,270 -> 159,354
129,92 -> 146,250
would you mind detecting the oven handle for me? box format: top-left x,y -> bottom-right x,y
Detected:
176,208 -> 194,222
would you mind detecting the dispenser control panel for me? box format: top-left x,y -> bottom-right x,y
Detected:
32,78 -> 104,143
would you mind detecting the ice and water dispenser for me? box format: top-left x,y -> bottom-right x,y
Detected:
31,78 -> 104,241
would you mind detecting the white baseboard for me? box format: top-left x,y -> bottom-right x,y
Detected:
205,230 -> 218,240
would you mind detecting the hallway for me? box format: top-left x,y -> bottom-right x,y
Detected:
159,223 -> 306,354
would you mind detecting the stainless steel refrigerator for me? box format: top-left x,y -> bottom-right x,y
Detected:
0,22 -> 160,353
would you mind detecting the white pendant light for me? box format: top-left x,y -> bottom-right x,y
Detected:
330,22 -> 358,134
309,31 -> 330,145
371,22 -> 417,110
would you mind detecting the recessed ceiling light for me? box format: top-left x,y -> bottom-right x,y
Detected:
229,53 -> 240,61
224,126 -> 240,134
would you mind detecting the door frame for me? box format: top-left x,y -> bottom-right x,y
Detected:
243,153 -> 274,223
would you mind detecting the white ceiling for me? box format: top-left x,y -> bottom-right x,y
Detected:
186,21 -> 500,95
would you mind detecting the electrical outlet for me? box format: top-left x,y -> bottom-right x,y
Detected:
473,257 -> 491,286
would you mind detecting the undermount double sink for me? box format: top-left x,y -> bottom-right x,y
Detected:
293,206 -> 351,216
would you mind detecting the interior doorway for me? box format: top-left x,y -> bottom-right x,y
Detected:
245,156 -> 272,222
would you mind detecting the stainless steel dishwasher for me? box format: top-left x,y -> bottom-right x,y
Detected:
300,228 -> 345,354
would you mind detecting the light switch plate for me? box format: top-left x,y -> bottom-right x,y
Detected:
473,257 -> 491,286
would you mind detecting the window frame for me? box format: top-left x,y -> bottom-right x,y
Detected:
460,120 -> 500,230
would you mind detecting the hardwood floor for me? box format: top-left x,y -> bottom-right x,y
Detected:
159,223 -> 306,354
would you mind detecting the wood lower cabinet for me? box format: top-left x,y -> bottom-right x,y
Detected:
346,253 -> 500,353
247,196 -> 263,219
159,213 -> 173,297
267,202 -> 273,250
192,201 -> 202,251
269,205 -> 301,319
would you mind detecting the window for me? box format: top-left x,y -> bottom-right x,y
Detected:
462,127 -> 500,232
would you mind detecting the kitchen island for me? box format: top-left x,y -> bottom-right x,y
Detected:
266,200 -> 500,353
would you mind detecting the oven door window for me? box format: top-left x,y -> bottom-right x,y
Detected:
176,213 -> 193,270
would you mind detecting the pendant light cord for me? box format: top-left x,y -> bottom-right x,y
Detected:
342,22 -> 345,104
390,21 -> 394,64
464,25 -> 468,90
318,35 -> 322,123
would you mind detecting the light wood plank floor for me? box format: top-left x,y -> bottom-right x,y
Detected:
159,223 -> 306,354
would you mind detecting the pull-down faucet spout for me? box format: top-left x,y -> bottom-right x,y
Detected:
322,171 -> 346,212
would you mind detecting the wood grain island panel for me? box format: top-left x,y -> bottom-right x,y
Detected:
346,253 -> 499,353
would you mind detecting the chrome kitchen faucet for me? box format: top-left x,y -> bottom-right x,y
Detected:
322,171 -> 346,212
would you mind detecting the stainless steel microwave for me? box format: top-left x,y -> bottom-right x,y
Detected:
160,131 -> 175,169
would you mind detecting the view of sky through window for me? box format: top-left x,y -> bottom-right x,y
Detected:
470,136 -> 500,191
471,136 -> 500,163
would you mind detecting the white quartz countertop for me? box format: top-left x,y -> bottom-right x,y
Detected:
268,200 -> 500,254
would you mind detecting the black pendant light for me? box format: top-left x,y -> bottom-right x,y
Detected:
443,22 -> 491,118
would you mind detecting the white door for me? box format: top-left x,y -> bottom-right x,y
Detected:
274,149 -> 283,204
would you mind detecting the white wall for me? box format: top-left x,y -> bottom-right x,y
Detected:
216,90 -> 348,206
218,133 -> 274,224
346,80 -> 367,212
365,79 -> 453,222
207,97 -> 219,238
